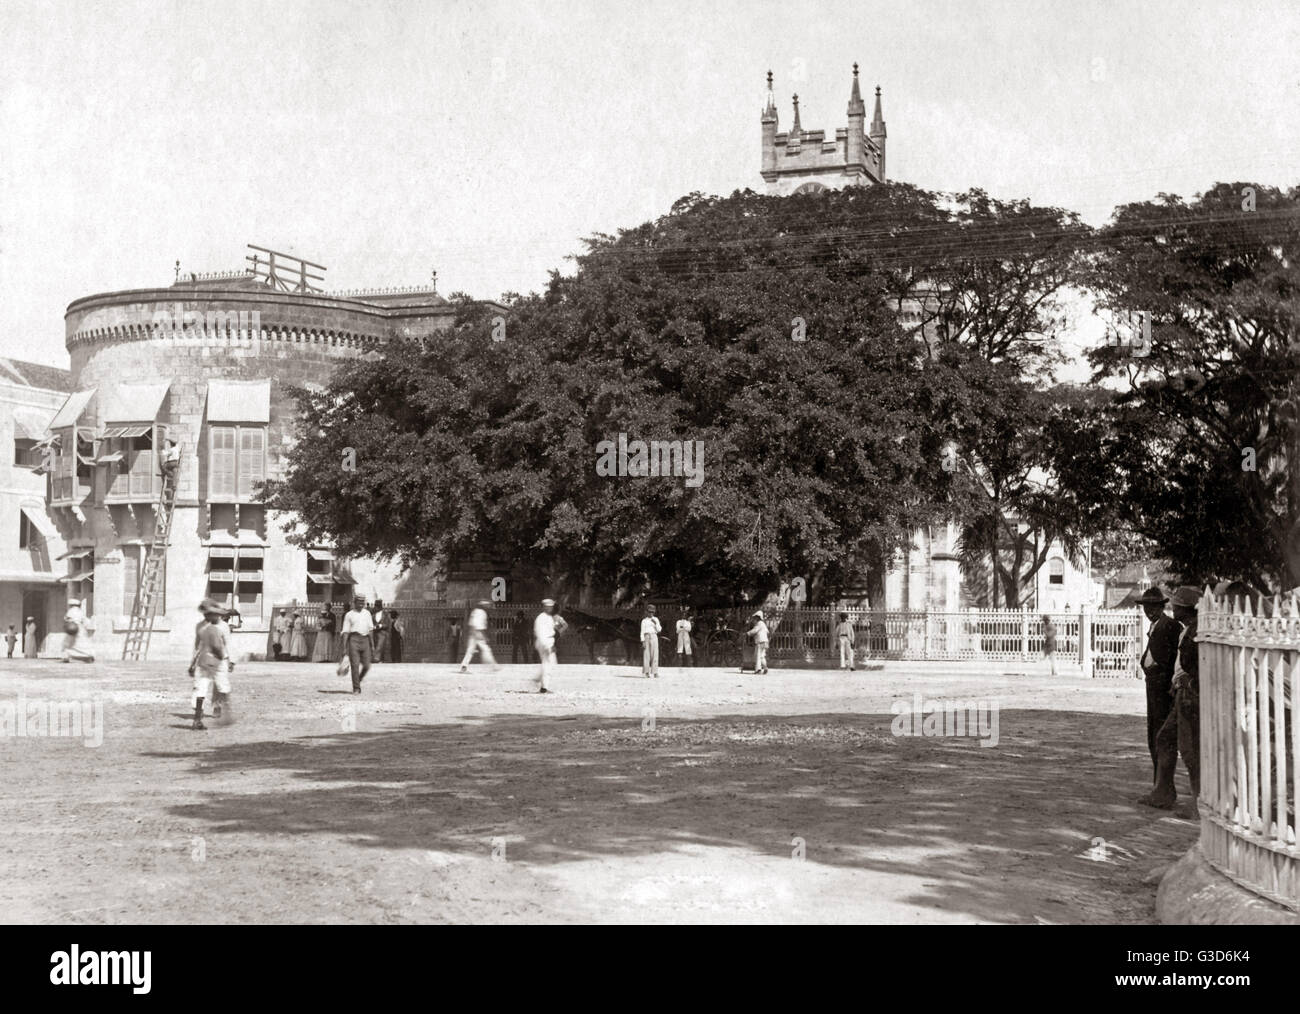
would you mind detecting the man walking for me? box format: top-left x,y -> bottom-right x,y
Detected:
341,595 -> 374,693
641,604 -> 662,678
460,600 -> 500,672
747,611 -> 770,675
1133,587 -> 1181,787
61,598 -> 94,663
1139,586 -> 1201,812
533,599 -> 565,694
836,611 -> 856,671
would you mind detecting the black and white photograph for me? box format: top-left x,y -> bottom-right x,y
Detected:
0,0 -> 1296,987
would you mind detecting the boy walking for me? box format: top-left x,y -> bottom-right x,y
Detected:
188,598 -> 233,731
675,611 -> 693,667
836,611 -> 856,671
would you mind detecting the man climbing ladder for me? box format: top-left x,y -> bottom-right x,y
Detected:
121,441 -> 181,662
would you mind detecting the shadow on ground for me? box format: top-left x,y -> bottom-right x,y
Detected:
142,707 -> 1197,923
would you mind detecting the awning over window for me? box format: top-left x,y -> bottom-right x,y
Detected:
237,547 -> 265,559
208,570 -> 236,583
96,451 -> 124,464
101,382 -> 170,425
12,407 -> 55,441
102,424 -> 151,439
207,547 -> 236,560
306,573 -> 334,585
59,547 -> 93,560
47,389 -> 97,431
331,572 -> 357,585
206,379 -> 271,423
59,572 -> 93,583
20,505 -> 57,539
307,548 -> 334,561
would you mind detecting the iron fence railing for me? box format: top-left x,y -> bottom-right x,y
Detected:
267,601 -> 1142,675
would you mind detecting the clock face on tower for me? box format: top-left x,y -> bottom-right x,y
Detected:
793,181 -> 828,195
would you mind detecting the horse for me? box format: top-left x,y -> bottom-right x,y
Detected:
561,609 -> 644,664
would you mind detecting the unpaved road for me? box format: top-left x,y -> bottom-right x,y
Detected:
0,659 -> 1196,923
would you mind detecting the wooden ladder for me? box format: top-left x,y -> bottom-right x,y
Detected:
121,471 -> 178,661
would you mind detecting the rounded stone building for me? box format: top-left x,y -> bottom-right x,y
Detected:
44,263 -> 494,659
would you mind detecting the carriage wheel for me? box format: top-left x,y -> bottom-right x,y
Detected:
704,628 -> 744,668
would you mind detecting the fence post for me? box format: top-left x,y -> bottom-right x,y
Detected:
1021,607 -> 1030,661
1079,604 -> 1093,678
923,611 -> 933,659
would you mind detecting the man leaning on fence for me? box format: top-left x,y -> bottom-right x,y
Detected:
1138,585 -> 1200,812
1133,586 -> 1181,789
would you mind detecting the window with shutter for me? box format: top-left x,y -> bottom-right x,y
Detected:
123,551 -> 138,616
237,427 -> 266,498
210,426 -> 236,498
129,436 -> 155,499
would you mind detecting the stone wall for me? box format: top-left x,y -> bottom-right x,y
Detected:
51,280 -> 463,659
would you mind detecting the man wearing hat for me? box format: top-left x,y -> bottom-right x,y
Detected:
1139,585 -> 1202,811
640,604 -> 662,678
747,611 -> 770,675
272,609 -> 289,661
533,599 -> 565,693
460,600 -> 500,673
1133,587 -> 1181,786
188,598 -> 234,730
61,598 -> 94,663
340,594 -> 374,693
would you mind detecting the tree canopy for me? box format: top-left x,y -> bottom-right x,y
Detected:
1054,182 -> 1300,590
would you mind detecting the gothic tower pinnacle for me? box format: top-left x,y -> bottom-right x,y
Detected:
869,84 -> 887,181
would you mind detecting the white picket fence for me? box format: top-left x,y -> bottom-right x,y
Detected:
821,606 -> 1142,677
1197,589 -> 1299,910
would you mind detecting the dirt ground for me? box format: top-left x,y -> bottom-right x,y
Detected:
0,657 -> 1198,924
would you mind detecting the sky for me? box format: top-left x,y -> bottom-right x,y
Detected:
1,0 -> 1297,369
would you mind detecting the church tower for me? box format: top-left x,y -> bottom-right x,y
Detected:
760,64 -> 887,196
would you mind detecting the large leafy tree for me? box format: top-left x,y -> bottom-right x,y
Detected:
268,188 -> 955,606
1057,183 -> 1300,590
266,185 -> 1100,606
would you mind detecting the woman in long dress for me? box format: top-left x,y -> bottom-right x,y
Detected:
23,616 -> 38,658
311,607 -> 336,662
288,612 -> 308,661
